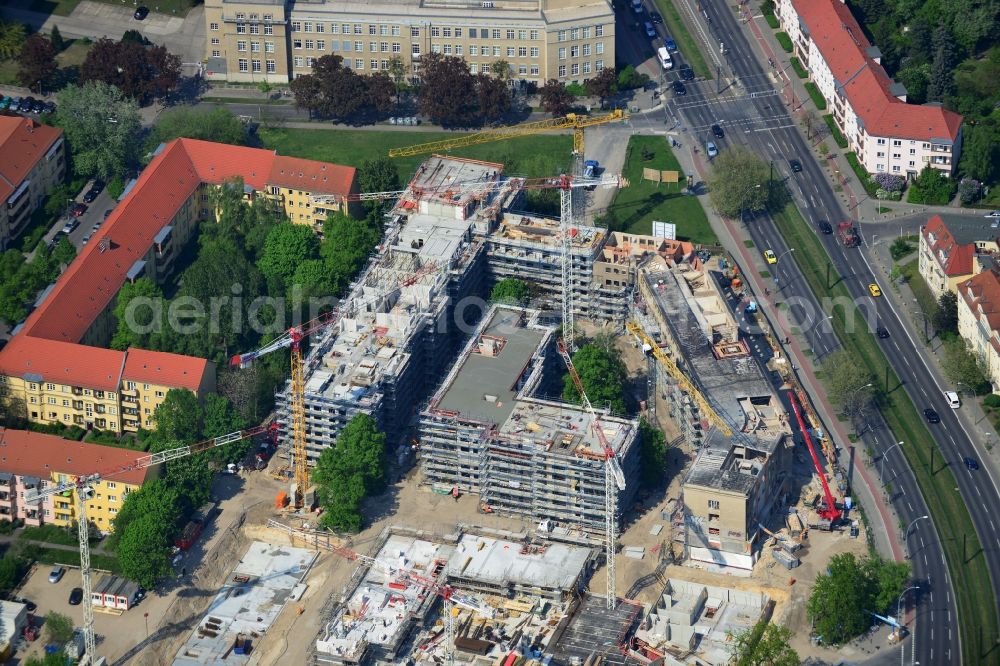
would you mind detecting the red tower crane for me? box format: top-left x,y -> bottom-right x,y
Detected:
788,390 -> 842,524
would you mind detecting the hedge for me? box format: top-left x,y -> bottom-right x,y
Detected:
845,152 -> 879,198
823,114 -> 848,148
804,81 -> 827,110
790,56 -> 808,79
776,32 -> 793,52
762,3 -> 780,29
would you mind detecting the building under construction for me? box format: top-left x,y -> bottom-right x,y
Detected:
418,305 -> 640,534
278,156 -> 688,462
630,259 -> 794,571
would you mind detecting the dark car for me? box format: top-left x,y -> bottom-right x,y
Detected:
104,209 -> 114,219
31,99 -> 45,114
789,159 -> 803,173
134,5 -> 149,19
818,220 -> 833,234
83,189 -> 99,203
679,65 -> 695,81
649,10 -> 663,23
21,96 -> 36,113
876,326 -> 889,338
42,101 -> 56,114
671,80 -> 686,96
71,202 -> 88,217
711,124 -> 724,138
965,456 -> 980,470
924,408 -> 940,424
69,587 -> 84,605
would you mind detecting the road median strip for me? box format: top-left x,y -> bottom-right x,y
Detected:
651,0 -> 713,80
771,201 -> 998,663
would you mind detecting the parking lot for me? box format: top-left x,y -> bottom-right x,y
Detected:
43,181 -> 118,252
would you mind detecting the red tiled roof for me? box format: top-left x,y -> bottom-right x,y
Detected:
0,428 -> 151,486
791,0 -> 962,141
123,348 -> 210,391
269,155 -> 357,196
922,215 -> 975,276
958,269 -> 1000,356
0,116 -> 63,201
0,336 -> 125,391
178,137 -> 275,190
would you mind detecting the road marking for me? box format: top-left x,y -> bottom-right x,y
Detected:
976,485 -> 982,497
923,553 -> 928,565
991,519 -> 997,532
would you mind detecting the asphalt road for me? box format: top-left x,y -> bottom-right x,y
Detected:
626,0 -> 974,662
44,183 -> 117,252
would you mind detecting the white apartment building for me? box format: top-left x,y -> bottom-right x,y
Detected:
775,0 -> 962,179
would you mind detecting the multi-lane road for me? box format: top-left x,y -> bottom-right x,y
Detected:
615,0 -> 1000,662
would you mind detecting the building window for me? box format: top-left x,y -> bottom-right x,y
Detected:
392,42 -> 401,53
455,28 -> 463,37
470,45 -> 479,56
455,45 -> 462,55
264,25 -> 273,35
558,47 -> 566,60
530,47 -> 539,57
292,39 -> 301,49
571,27 -> 580,40
369,41 -> 376,51
518,46 -> 527,57
380,41 -> 389,52
211,37 -> 220,45
443,44 -> 452,54
316,40 -> 325,51
582,44 -> 590,56
411,26 -> 420,37
355,59 -> 364,68
877,163 -> 885,171
212,49 -> 221,57
893,139 -> 902,146
354,25 -> 363,34
558,30 -> 567,41
355,41 -> 363,51
570,45 -> 579,57
595,59 -> 604,71
469,28 -> 477,38
506,46 -> 515,57
583,27 -> 591,39
708,500 -> 720,509
558,65 -> 566,77
236,23 -> 246,34
571,63 -> 579,75
482,0 -> 493,6
507,29 -> 515,39
381,25 -> 389,36
470,63 -> 479,73
305,57 -> 314,66
518,29 -> 526,40
46,383 -> 55,391
251,41 -> 260,52
238,58 -> 248,72
431,27 -> 440,37
518,63 -> 527,74
412,43 -> 421,55
431,43 -> 441,53
291,21 -> 300,31
892,165 -> 901,172
293,56 -> 303,67
583,61 -> 591,74
910,148 -> 916,155
249,24 -> 259,35
210,22 -> 219,31
493,46 -> 501,56
530,29 -> 539,40
342,41 -> 351,51
908,160 -> 916,167
370,59 -> 378,69
596,42 -> 604,54
316,23 -> 325,33
492,29 -> 501,39
392,26 -> 400,36
369,24 -> 377,35
305,39 -> 314,49
443,27 -> 451,37
877,138 -> 886,145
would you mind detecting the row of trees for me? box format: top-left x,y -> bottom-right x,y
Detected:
113,389 -> 250,588
290,54 -> 395,123
0,238 -> 75,324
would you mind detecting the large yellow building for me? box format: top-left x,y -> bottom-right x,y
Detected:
0,428 -> 151,533
203,0 -> 615,86
0,138 -> 358,433
0,116 -> 66,251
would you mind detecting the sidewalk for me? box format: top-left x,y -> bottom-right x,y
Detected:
669,137 -> 904,564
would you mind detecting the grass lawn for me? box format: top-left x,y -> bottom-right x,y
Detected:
772,201 -> 998,664
0,59 -> 19,87
258,127 -> 574,183
897,258 -> 938,325
56,39 -> 93,68
606,135 -> 716,245
20,525 -> 77,547
823,114 -> 848,148
32,0 -> 195,16
651,0 -> 713,79
804,81 -> 827,110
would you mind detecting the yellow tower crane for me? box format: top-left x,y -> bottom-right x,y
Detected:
625,320 -> 734,437
387,109 -> 628,159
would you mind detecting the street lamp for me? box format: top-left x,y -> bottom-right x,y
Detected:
741,183 -> 762,225
882,440 -> 904,484
905,515 -> 929,539
897,585 -> 920,666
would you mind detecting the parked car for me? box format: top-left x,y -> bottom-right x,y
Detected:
31,99 -> 45,114
20,97 -> 35,113
583,159 -> 599,178
48,566 -> 65,583
711,124 -> 724,138
923,408 -> 940,424
71,202 -> 88,217
61,219 -> 79,235
134,5 -> 149,19
83,189 -> 99,203
644,21 -> 656,38
69,588 -> 84,605
0,96 -> 10,109
649,10 -> 663,23
104,208 -> 114,219
9,97 -> 22,112
789,159 -> 803,173
42,101 -> 56,114
706,141 -> 718,158
664,36 -> 677,52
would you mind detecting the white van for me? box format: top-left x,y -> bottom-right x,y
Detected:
657,46 -> 673,70
945,391 -> 961,409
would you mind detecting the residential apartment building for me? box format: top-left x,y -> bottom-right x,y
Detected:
0,138 -> 357,434
958,266 -> 1000,394
203,0 -> 615,86
918,215 -> 999,300
775,0 -> 962,178
0,116 -> 66,251
0,428 -> 152,533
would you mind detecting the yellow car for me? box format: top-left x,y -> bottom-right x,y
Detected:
868,283 -> 882,297
764,250 -> 777,264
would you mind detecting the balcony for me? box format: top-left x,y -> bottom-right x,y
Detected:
23,510 -> 41,527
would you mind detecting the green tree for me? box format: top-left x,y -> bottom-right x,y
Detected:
24,652 -> 69,666
44,611 -> 75,644
822,350 -> 875,420
0,555 -> 19,593
116,514 -> 174,589
490,278 -> 530,305
50,25 -> 65,52
0,21 -> 28,60
54,82 -> 142,181
928,24 -> 957,101
51,235 -> 76,268
729,622 -> 800,666
257,223 -> 320,290
417,53 -> 479,127
808,553 -> 909,644
933,291 -> 958,336
147,107 -> 248,150
120,29 -> 150,46
111,277 -> 164,351
321,213 -> 381,295
638,418 -> 667,489
111,477 -> 183,535
387,55 -> 406,89
80,38 -> 181,105
907,166 -> 957,204
312,414 -> 387,532
960,123 -> 1000,184
151,389 -> 203,443
707,145 -> 772,219
562,343 -> 628,414
539,79 -> 572,116
490,59 -> 511,81
942,338 -> 990,392
357,157 -> 400,215
202,393 -> 250,463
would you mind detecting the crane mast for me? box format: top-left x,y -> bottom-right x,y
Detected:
555,339 -> 625,609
